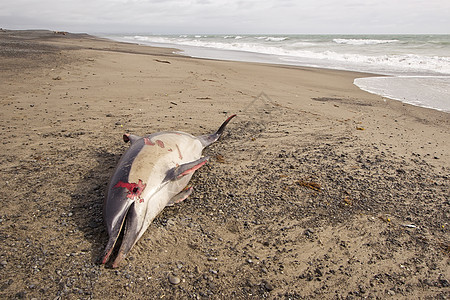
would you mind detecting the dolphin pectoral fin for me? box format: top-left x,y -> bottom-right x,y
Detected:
198,114 -> 236,147
167,187 -> 193,206
163,157 -> 209,182
123,133 -> 142,144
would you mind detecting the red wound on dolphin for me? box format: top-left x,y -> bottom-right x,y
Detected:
176,144 -> 183,159
144,138 -> 155,146
156,140 -> 165,148
114,179 -> 146,202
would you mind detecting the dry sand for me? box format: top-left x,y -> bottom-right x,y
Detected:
0,29 -> 449,299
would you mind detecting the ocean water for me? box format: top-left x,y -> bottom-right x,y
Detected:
106,34 -> 450,113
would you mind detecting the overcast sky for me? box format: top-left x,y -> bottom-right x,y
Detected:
1,0 -> 449,34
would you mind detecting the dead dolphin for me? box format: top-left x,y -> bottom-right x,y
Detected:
101,115 -> 236,268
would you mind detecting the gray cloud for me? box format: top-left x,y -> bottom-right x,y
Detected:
1,0 -> 449,34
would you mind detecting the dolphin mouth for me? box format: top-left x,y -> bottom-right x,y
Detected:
101,202 -> 135,267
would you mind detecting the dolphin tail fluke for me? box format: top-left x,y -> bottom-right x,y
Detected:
198,114 -> 236,147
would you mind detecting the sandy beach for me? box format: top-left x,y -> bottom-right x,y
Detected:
1,29 -> 449,299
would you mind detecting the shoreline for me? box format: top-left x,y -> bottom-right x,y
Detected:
99,33 -> 381,76
1,29 -> 449,299
105,34 -> 450,113
103,35 -> 385,73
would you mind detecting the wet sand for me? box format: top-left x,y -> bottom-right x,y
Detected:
0,29 -> 449,299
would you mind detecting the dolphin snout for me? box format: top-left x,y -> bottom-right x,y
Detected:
101,201 -> 142,268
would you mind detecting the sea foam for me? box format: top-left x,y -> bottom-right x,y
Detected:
126,35 -> 450,76
333,38 -> 399,45
111,34 -> 450,112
